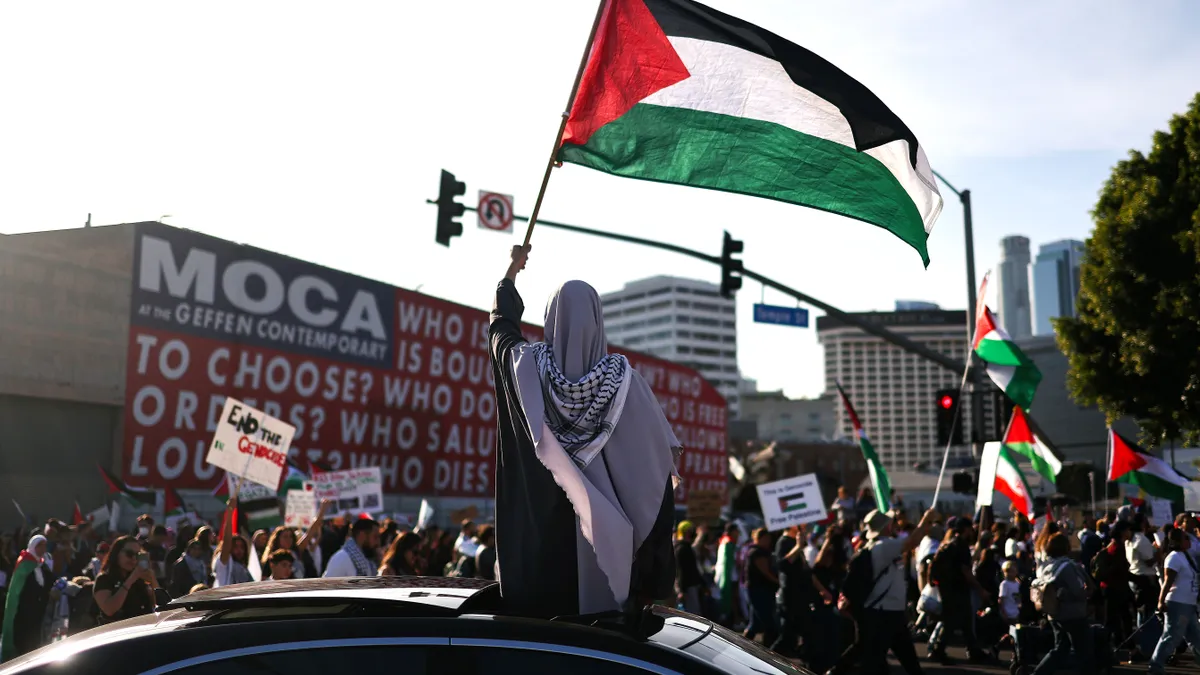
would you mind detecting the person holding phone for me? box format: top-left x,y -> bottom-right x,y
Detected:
92,536 -> 157,625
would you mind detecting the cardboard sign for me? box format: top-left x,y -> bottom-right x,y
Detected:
206,398 -> 294,491
1147,497 -> 1174,527
756,474 -> 828,530
687,490 -> 724,522
449,504 -> 480,525
285,482 -> 317,528
313,467 -> 384,512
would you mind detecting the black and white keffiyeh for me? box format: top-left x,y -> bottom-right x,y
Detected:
531,341 -> 631,469
341,537 -> 375,577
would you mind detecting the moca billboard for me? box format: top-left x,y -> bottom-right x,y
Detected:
122,222 -> 728,501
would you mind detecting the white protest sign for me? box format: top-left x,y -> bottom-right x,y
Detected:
1147,497 -> 1174,527
86,504 -> 112,526
417,499 -> 435,530
225,473 -> 278,502
285,482 -> 318,528
206,398 -> 294,491
313,467 -> 384,512
756,473 -> 828,530
1184,483 -> 1200,512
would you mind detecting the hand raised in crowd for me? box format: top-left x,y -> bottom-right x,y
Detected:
506,244 -> 531,280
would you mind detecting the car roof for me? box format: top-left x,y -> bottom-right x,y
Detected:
0,578 -> 810,675
165,576 -> 497,613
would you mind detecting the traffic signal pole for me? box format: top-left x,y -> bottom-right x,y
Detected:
932,171 -> 986,460
430,200 -> 967,374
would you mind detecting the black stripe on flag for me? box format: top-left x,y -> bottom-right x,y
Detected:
642,0 -> 921,166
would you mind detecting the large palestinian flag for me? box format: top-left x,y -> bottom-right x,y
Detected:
1003,407 -> 1063,484
560,0 -> 943,265
973,275 -> 1041,411
1108,429 -> 1192,502
836,383 -> 891,513
977,442 -> 1036,519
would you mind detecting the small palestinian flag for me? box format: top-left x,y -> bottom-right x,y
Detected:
1003,407 -> 1062,484
973,275 -> 1042,411
97,464 -> 157,506
978,442 -> 1036,519
778,492 -> 808,513
164,487 -> 186,516
560,0 -> 943,265
837,383 -> 891,513
1108,429 -> 1192,502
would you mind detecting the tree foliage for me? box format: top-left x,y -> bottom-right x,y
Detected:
1056,92 -> 1200,446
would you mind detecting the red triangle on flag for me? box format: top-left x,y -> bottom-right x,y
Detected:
1109,429 -> 1148,481
562,0 -> 691,147
72,502 -> 85,526
164,487 -> 184,515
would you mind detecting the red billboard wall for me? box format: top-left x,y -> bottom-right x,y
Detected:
122,222 -> 727,501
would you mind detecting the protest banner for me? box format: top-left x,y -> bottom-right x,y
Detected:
756,474 -> 828,530
416,500 -> 434,530
312,467 -> 384,512
284,482 -> 317,528
206,398 -> 293,490
686,490 -> 724,523
121,222 -> 727,501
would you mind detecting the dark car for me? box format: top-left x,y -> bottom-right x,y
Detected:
0,577 -> 813,675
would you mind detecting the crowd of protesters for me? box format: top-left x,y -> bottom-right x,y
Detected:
674,486 -> 1200,675
0,494 -> 501,662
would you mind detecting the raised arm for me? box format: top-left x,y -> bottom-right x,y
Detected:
219,496 -> 238,565
297,499 -> 332,553
489,245 -> 531,362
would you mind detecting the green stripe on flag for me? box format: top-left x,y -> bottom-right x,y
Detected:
561,103 -> 930,265
1117,471 -> 1186,503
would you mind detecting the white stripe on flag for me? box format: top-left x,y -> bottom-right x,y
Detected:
976,442 -> 1002,509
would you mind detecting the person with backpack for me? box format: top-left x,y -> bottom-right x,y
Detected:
1029,533 -> 1094,675
828,507 -> 939,675
1092,520 -> 1135,652
927,518 -> 991,664
1148,528 -> 1200,675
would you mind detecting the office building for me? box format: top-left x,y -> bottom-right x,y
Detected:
817,309 -> 979,470
739,391 -> 836,443
601,276 -> 740,413
997,235 -> 1033,339
1032,239 -> 1085,336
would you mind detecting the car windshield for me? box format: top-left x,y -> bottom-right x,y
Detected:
652,613 -> 812,675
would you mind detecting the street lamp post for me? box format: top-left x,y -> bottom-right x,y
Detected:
933,170 -> 985,459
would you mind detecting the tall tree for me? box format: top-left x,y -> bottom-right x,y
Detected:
1057,93 -> 1200,446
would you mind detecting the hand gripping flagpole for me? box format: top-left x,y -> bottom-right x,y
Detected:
521,0 -> 609,247
931,271 -> 990,507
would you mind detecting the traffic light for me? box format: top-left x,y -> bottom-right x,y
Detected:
719,231 -> 743,298
435,170 -> 466,247
952,471 -> 975,495
935,388 -> 963,446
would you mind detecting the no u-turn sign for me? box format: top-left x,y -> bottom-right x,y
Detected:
477,191 -> 514,233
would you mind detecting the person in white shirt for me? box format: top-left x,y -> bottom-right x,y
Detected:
1126,514 -> 1160,622
323,518 -> 381,578
998,561 -> 1021,623
454,520 -> 479,560
1149,529 -> 1200,675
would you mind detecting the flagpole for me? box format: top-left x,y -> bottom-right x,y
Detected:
932,272 -> 989,508
521,0 -> 609,246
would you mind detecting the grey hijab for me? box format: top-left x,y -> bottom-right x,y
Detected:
512,280 -> 681,613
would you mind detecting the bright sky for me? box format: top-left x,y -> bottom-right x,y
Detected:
3,1 -> 1197,399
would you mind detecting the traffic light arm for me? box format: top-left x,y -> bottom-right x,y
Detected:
426,201 -> 967,374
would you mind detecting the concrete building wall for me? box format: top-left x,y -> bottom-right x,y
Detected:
997,235 -> 1033,340
740,392 -> 836,443
1018,335 -> 1140,467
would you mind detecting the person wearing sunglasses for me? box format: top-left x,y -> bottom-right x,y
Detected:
93,536 -> 158,625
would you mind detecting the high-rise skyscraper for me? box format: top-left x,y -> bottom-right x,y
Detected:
997,236 -> 1033,339
600,276 -> 740,413
1032,239 -> 1085,335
